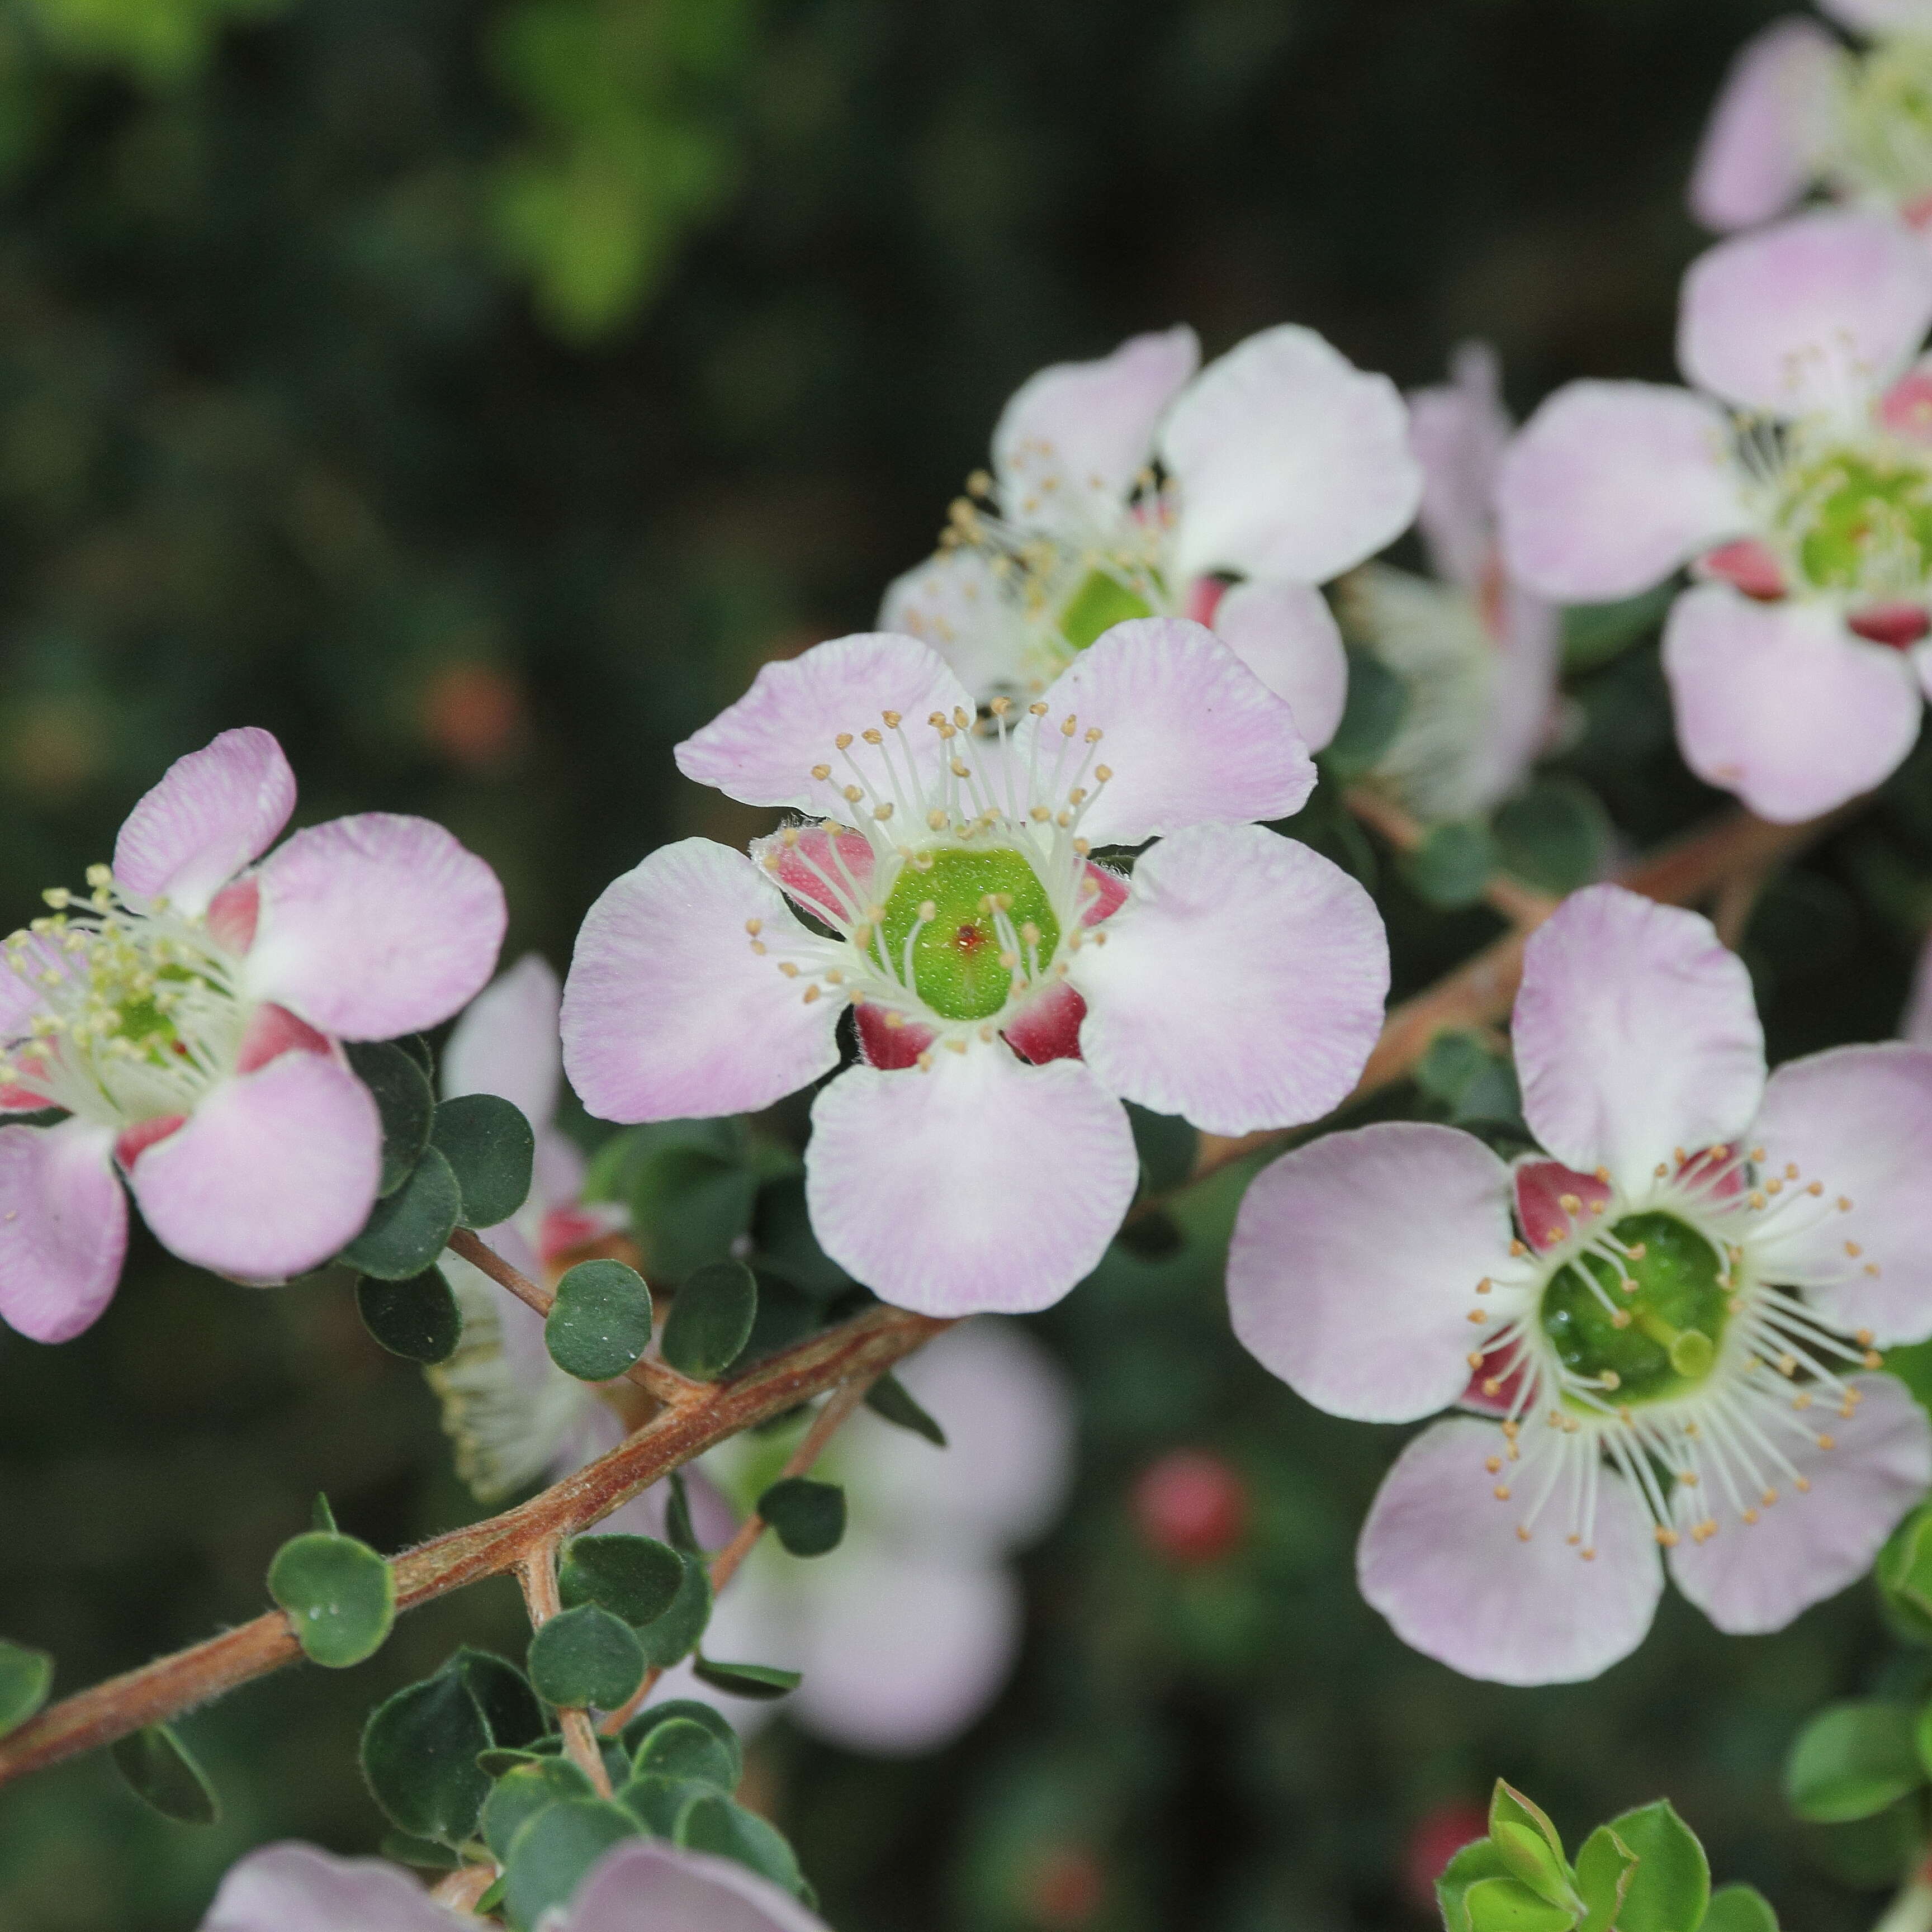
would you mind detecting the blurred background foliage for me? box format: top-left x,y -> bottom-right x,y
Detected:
0,0 -> 1927,1926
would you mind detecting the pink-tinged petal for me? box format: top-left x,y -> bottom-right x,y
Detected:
569,1837 -> 830,1932
675,633 -> 971,813
1072,823 -> 1388,1135
1003,981 -> 1087,1065
1745,1043 -> 1932,1341
1696,537 -> 1788,598
1689,18 -> 1841,233
1497,382 -> 1743,601
1082,861 -> 1128,924
1680,210 -> 1932,419
112,727 -> 296,918
206,877 -> 258,954
1850,602 -> 1932,646
1668,1374 -> 1931,1634
562,840 -> 843,1123
0,936 -> 61,1040
1228,1123 -> 1514,1422
1514,884 -> 1764,1195
200,1843 -> 463,1932
247,815 -> 506,1040
789,1543 -> 1021,1755
1161,324 -> 1422,584
0,1118 -> 124,1343
441,953 -> 562,1130
1409,342 -> 1511,590
804,1047 -> 1137,1316
130,1055 -> 381,1280
1466,580 -> 1564,811
854,1002 -> 935,1070
750,825 -> 876,926
880,549 -> 1028,700
850,1319 -> 1076,1549
1819,0 -> 1932,30
1880,358 -> 1932,443
1210,577 -> 1349,752
1358,1416 -> 1664,1685
992,326 -> 1200,539
1905,931 -> 1932,1045
1514,1158 -> 1613,1253
1663,584 -> 1922,822
1026,618 -> 1315,845
201,1843 -> 463,1932
234,1002 -> 331,1075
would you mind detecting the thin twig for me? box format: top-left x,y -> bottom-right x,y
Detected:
1343,785 -> 1558,927
516,1542 -> 612,1798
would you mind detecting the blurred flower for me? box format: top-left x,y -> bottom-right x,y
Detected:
420,660 -> 527,771
1131,1446 -> 1247,1565
197,1836 -> 827,1930
1021,1844 -> 1107,1929
1344,343 -> 1562,823
1229,883 -> 1932,1684
673,1319 -> 1074,1755
1690,2 -> 1932,235
562,622 -> 1387,1316
883,325 -> 1421,751
1500,209 -> 1932,821
0,726 -> 504,1342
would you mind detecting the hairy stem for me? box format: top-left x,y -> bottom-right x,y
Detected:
516,1542 -> 612,1798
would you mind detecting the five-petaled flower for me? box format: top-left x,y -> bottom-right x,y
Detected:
1228,883 -> 1932,1685
560,619 -> 1389,1317
0,726 -> 505,1342
882,324 -> 1422,752
1500,207 -> 1932,821
1343,342 -> 1563,823
1691,1 -> 1932,236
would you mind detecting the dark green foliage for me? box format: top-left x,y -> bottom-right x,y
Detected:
342,1148 -> 463,1280
558,1535 -> 683,1628
111,1726 -> 219,1826
756,1476 -> 845,1557
266,1530 -> 395,1668
545,1259 -> 654,1381
432,1093 -> 536,1229
691,1656 -> 800,1701
0,1640 -> 51,1739
356,1268 -> 462,1365
864,1371 -> 947,1447
659,1259 -> 757,1380
526,1606 -> 646,1711
345,1041 -> 435,1199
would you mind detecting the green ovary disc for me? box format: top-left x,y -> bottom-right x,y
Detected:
1783,453 -> 1932,593
879,847 -> 1060,1022
1057,569 -> 1153,651
1537,1212 -> 1730,1407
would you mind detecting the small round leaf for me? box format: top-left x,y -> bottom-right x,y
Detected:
1604,1798 -> 1710,1932
674,1792 -> 803,1893
345,1040 -> 435,1198
343,1146 -> 463,1280
112,1724 -> 219,1825
0,1639 -> 52,1739
660,1261 -> 757,1381
268,1531 -> 396,1669
618,1772 -> 715,1837
1789,1702 -> 1924,1822
757,1478 -> 846,1558
432,1093 -> 536,1230
357,1268 -> 462,1365
691,1656 -> 800,1702
632,1716 -> 737,1791
546,1259 -> 654,1382
361,1670 -> 493,1841
634,1556 -> 713,1670
504,1798 -> 639,1929
560,1534 -> 683,1628
623,1699 -> 742,1775
528,1606 -> 647,1711
481,1756 -> 594,1861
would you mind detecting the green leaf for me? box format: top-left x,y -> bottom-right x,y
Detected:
864,1372 -> 946,1447
1701,1884 -> 1780,1932
660,1259 -> 757,1380
311,1493 -> 338,1533
622,1698 -> 741,1772
482,1756 -> 594,1862
560,1534 -> 683,1628
378,1832 -> 463,1871
111,1725 -> 219,1826
356,1267 -> 462,1365
1561,581 -> 1675,673
633,1715 -> 738,1791
453,1649 -> 546,1750
546,1258 -> 655,1382
749,1175 -> 851,1300
1489,1782 -> 1576,1910
1323,648 -> 1408,778
1123,1101 -> 1197,1196
1401,819 -> 1499,910
1787,1701 -> 1925,1821
1463,1876 -> 1579,1932
0,1639 -> 52,1739
267,1530 -> 395,1669
618,1772 -> 715,1837
675,1791 -> 803,1895
528,1606 -> 646,1711
1440,1840 -> 1518,1932
692,1656 -> 800,1701
634,1554 -> 713,1669
345,1040 -> 435,1198
397,1034 -> 434,1076
477,1748 -> 546,1777
1494,778 -> 1611,896
361,1669 -> 495,1841
1574,1825 -> 1637,1932
664,1472 -> 702,1556
1605,1799 -> 1710,1932
586,1120 -> 758,1282
1877,1504 -> 1932,1645
504,1797 -> 638,1930
432,1093 -> 537,1229
343,1145 -> 463,1280
757,1476 -> 845,1557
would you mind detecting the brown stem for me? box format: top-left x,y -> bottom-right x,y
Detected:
1343,785 -> 1557,928
0,1298 -> 950,1791
515,1543 -> 612,1798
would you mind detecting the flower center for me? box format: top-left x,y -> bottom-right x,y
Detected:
878,846 -> 1061,1021
1537,1211 -> 1730,1407
1057,569 -> 1155,651
1777,449 -> 1932,595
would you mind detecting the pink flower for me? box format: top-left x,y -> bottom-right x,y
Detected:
561,620 -> 1388,1317
1499,209 -> 1932,821
0,727 -> 505,1342
882,324 -> 1422,751
198,1838 -> 827,1931
1690,4 -> 1932,236
1228,883 -> 1932,1685
1346,343 -> 1563,822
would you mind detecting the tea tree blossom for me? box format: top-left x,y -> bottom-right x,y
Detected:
1691,2 -> 1932,235
1343,343 -> 1562,823
1499,209 -> 1932,821
883,324 -> 1422,750
1228,884 -> 1932,1684
0,727 -> 505,1343
665,1320 -> 1074,1755
199,1838 -> 827,1931
561,619 -> 1389,1317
